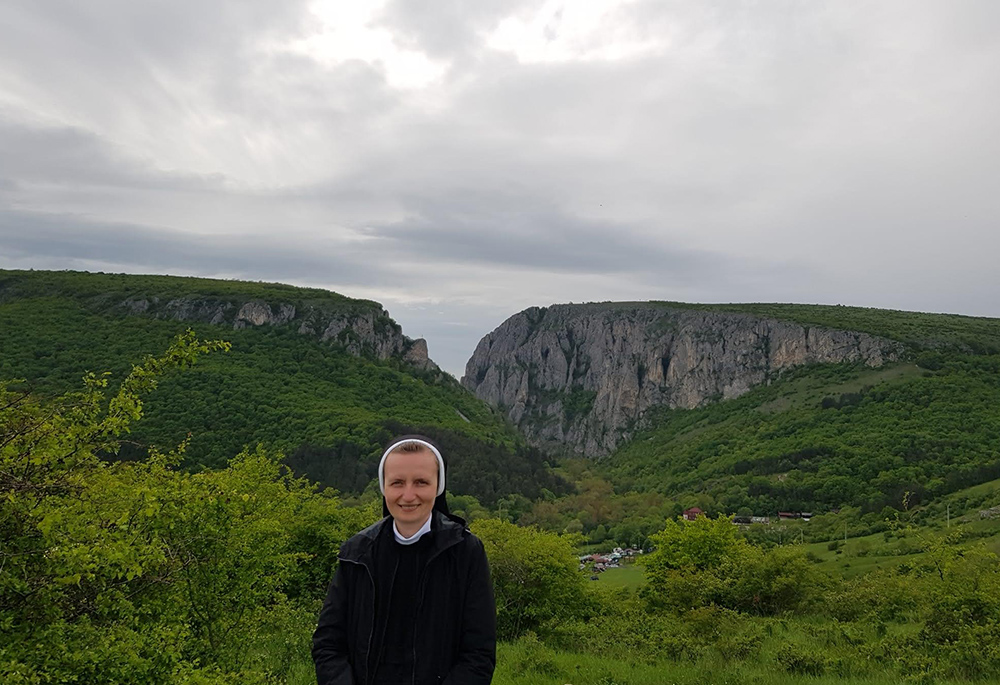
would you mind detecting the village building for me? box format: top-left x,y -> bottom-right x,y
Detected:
683,507 -> 703,521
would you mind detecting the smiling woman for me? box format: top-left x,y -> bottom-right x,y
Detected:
380,438 -> 445,537
312,434 -> 497,685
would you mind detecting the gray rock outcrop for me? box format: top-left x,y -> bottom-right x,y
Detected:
462,303 -> 902,457
112,295 -> 438,370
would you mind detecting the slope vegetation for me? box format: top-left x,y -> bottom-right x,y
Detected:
0,270 -> 566,504
602,302 -> 1000,514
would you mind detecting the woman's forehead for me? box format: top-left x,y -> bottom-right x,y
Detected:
384,447 -> 438,475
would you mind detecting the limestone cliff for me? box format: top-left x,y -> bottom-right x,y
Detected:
462,303 -> 902,456
115,294 -> 439,370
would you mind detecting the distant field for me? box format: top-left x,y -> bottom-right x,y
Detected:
590,563 -> 645,589
800,512 -> 1000,578
756,362 -> 922,414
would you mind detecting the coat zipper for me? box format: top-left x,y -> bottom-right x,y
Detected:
411,540 -> 461,685
339,557 -> 376,685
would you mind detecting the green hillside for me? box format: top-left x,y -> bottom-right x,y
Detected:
0,270 -> 567,504
651,301 -> 1000,355
0,269 -> 368,310
602,302 -> 1000,517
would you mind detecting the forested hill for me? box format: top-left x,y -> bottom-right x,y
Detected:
0,269 -> 434,367
459,298 -> 1000,533
595,303 -> 1000,518
0,269 -> 568,505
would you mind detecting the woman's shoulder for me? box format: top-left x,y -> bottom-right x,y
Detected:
339,516 -> 391,558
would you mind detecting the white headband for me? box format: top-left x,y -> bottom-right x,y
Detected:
378,438 -> 445,496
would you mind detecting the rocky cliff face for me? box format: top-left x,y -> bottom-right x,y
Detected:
462,304 -> 902,456
118,295 -> 439,370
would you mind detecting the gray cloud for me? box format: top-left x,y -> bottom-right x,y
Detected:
1,0 -> 999,376
0,209 -> 381,286
365,195 -> 725,277
376,0 -> 531,60
0,119 -> 226,191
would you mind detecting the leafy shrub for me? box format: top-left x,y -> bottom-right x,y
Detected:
774,643 -> 827,675
642,515 -> 828,615
508,632 -> 564,677
472,518 -> 591,640
824,569 -> 921,622
0,334 -> 364,683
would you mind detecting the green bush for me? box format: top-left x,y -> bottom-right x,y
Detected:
508,632 -> 564,677
824,569 -> 921,622
472,518 -> 591,640
642,515 -> 828,615
774,642 -> 827,675
0,334 -> 360,683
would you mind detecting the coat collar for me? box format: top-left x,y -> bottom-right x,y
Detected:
339,509 -> 468,565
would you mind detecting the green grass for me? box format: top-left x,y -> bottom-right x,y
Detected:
494,648 -> 907,685
590,564 -> 646,589
797,513 -> 1000,578
944,475 -> 1000,502
755,362 -> 922,414
278,637 -> 938,685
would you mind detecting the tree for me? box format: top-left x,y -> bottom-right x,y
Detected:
642,515 -> 825,615
471,519 -> 590,640
0,332 -> 337,682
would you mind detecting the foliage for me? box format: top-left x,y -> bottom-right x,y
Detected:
774,642 -> 828,676
605,355 -> 1000,519
471,519 -> 591,640
646,300 -> 1000,355
642,515 -> 828,615
0,270 -> 568,506
0,269 -> 368,312
0,335 -> 361,683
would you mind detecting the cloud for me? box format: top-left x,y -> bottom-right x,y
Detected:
365,195 -> 722,277
0,208 -> 381,286
1,0 -> 999,377
0,118 -> 226,191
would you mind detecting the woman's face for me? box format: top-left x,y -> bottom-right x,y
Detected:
383,447 -> 438,531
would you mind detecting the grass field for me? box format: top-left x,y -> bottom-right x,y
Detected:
797,510 -> 1000,578
756,362 -> 923,414
491,643 -> 951,685
590,564 -> 646,589
283,637 -> 955,685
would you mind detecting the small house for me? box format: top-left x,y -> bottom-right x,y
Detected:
683,507 -> 703,521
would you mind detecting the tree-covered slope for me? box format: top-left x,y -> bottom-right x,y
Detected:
603,351 -> 1000,515
0,270 -> 567,504
648,301 -> 1000,355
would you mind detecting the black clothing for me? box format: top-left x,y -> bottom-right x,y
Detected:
312,510 -> 496,685
370,527 -> 433,683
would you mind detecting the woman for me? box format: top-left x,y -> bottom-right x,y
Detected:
312,434 -> 496,685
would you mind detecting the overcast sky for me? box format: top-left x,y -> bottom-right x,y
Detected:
2,1 -> 999,377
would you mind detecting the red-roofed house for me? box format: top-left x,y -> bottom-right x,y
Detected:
683,507 -> 703,521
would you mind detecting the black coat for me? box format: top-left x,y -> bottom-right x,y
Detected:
312,511 -> 496,685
